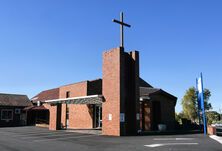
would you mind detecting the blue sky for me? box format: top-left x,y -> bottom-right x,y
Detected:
0,0 -> 221,112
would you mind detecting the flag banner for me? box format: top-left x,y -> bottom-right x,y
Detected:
196,73 -> 207,135
197,77 -> 204,110
197,77 -> 202,93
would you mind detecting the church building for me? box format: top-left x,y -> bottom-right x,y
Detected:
31,47 -> 177,136
31,13 -> 177,136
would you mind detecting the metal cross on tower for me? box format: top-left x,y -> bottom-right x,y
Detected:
112,12 -> 131,48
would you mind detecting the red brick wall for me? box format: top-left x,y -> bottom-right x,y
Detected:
43,104 -> 51,110
61,104 -> 66,128
69,104 -> 93,129
49,104 -> 61,130
123,51 -> 140,135
102,48 -> 122,136
151,95 -> 176,130
102,47 -> 140,136
160,98 -> 175,130
130,51 -> 140,133
208,126 -> 216,135
59,82 -> 93,129
59,82 -> 88,98
141,102 -> 152,131
49,105 -> 57,130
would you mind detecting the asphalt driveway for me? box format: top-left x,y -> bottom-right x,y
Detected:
0,126 -> 221,151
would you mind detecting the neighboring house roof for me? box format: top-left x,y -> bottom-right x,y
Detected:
31,88 -> 59,103
140,87 -> 177,101
0,93 -> 32,107
23,105 -> 48,111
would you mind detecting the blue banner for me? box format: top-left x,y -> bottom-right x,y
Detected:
197,73 -> 207,135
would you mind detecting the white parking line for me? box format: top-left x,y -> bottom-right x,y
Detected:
33,134 -> 96,142
153,138 -> 195,141
210,135 -> 222,144
144,143 -> 199,148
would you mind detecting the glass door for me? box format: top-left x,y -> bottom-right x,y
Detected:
66,104 -> 69,128
94,105 -> 102,128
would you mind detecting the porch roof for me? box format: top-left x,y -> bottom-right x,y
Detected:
45,95 -> 104,105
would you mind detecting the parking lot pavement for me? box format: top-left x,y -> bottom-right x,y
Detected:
0,126 -> 95,142
0,126 -> 221,151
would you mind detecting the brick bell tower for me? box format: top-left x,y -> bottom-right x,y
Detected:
102,47 -> 140,136
102,12 -> 140,136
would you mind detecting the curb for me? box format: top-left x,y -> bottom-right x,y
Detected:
209,135 -> 222,144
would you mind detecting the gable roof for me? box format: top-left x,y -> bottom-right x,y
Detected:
31,88 -> 59,103
139,78 -> 153,88
0,93 -> 32,107
140,87 -> 177,101
140,87 -> 160,96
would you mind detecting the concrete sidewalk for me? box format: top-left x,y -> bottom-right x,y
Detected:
209,135 -> 222,144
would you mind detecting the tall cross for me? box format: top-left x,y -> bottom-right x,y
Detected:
112,12 -> 131,48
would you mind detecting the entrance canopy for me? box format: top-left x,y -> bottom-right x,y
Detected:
45,95 -> 104,105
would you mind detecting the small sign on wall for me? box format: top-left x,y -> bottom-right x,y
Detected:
108,114 -> 112,121
136,113 -> 140,120
120,113 -> 125,122
15,108 -> 21,114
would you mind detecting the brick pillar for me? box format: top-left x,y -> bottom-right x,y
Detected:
123,51 -> 139,135
49,104 -> 62,130
102,47 -> 140,136
130,51 -> 140,134
61,104 -> 67,129
102,47 -> 122,136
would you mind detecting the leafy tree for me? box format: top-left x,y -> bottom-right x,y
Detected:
181,87 -> 212,122
206,111 -> 220,125
175,112 -> 185,124
219,108 -> 222,121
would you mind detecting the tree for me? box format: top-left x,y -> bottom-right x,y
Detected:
181,87 -> 212,123
219,108 -> 222,121
206,111 -> 220,125
175,112 -> 185,124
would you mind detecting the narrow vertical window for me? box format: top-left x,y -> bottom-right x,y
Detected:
66,91 -> 70,98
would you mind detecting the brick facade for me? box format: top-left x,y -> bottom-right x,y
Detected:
49,104 -> 61,130
140,102 -> 152,131
61,104 -> 66,128
44,47 -> 177,136
69,104 -> 93,129
102,48 -> 122,136
48,80 -> 102,130
102,47 -> 140,136
151,95 -> 176,130
140,95 -> 176,131
60,82 -> 93,129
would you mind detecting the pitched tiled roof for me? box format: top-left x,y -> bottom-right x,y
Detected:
140,87 -> 177,100
31,88 -> 59,103
140,87 -> 160,96
23,105 -> 48,111
0,93 -> 32,107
